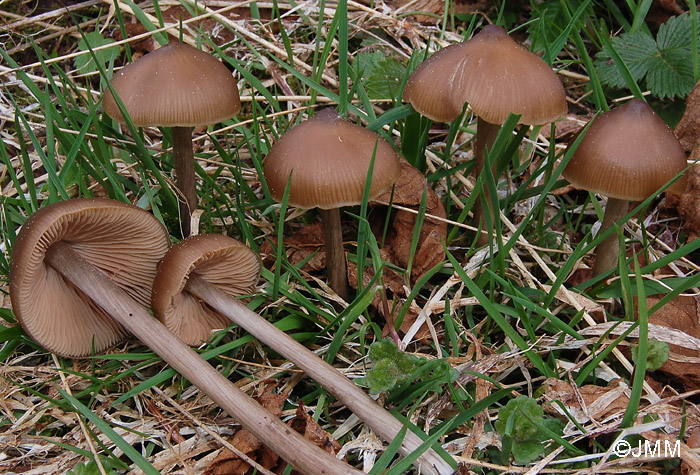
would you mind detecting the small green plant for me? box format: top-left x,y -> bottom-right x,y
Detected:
357,339 -> 421,394
631,337 -> 670,372
595,13 -> 700,99
494,395 -> 564,465
65,460 -> 117,475
74,31 -> 119,75
354,50 -> 406,100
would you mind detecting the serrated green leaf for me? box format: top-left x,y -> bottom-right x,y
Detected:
354,51 -> 406,100
646,50 -> 695,98
511,439 -> 546,465
594,30 -> 656,88
657,12 -> 694,50
75,32 -> 119,75
594,13 -> 699,99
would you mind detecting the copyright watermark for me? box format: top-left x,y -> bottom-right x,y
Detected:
613,439 -> 681,458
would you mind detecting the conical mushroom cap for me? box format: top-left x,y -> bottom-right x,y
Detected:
563,99 -> 688,201
103,42 -> 241,127
152,234 -> 261,346
403,25 -> 567,124
263,109 -> 402,209
9,198 -> 170,357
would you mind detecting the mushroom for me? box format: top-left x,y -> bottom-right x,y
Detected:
9,198 -> 362,475
562,99 -> 688,276
152,234 -> 456,475
403,25 -> 567,245
262,109 -> 402,301
152,233 -> 261,346
102,42 -> 241,236
10,198 -> 169,357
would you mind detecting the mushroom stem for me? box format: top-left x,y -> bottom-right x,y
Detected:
320,207 -> 349,301
44,241 -> 361,475
472,117 -> 501,246
172,126 -> 197,236
184,273 -> 455,475
592,197 -> 630,277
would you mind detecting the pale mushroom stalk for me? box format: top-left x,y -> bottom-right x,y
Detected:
320,207 -> 348,301
44,241 -> 361,475
172,126 -> 197,233
592,198 -> 629,277
184,272 -> 454,475
471,118 -> 501,246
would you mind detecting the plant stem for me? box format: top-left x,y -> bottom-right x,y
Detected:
185,274 -> 454,475
472,117 -> 501,246
45,242 -> 361,475
321,207 -> 348,301
593,197 -> 629,277
172,126 -> 196,236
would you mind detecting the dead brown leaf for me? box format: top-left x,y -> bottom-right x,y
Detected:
675,164 -> 700,242
379,299 -> 432,344
675,80 -> 700,153
641,295 -> 700,390
260,222 -> 327,273
288,401 -> 342,457
542,378 -> 629,423
372,161 -> 447,284
204,384 -> 286,475
384,0 -> 490,23
540,114 -> 589,141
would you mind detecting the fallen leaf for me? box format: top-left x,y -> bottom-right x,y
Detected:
542,378 -> 629,424
385,0 -> 489,23
675,79 -> 700,153
540,114 -> 589,141
204,383 -> 286,475
260,222 -> 327,272
372,161 -> 447,284
676,164 -> 700,242
379,299 -> 432,344
639,295 -> 700,389
288,401 -> 342,457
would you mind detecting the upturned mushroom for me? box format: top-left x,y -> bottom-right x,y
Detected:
152,234 -> 455,475
263,109 -> 402,301
9,198 -> 362,475
102,42 -> 241,236
403,25 -> 567,245
562,99 -> 688,276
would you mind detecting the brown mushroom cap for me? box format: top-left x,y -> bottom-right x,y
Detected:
9,198 -> 170,358
262,109 -> 402,209
563,99 -> 688,201
102,42 -> 241,127
151,234 -> 261,346
403,25 -> 567,124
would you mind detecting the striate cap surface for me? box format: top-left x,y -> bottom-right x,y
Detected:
403,25 -> 567,125
563,99 -> 688,201
263,109 -> 402,209
103,42 -> 241,127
